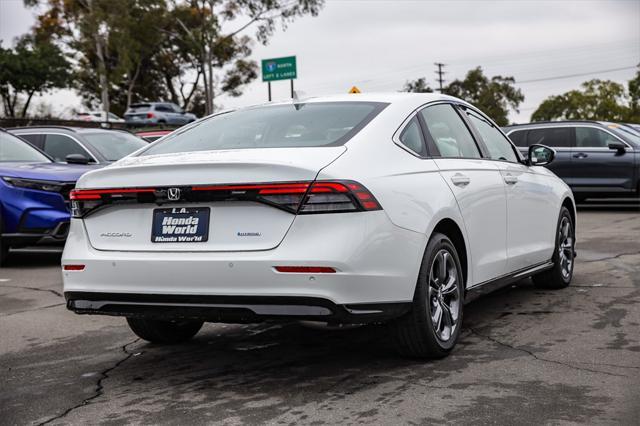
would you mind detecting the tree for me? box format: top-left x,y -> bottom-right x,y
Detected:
402,77 -> 433,93
0,35 -> 71,117
531,78 -> 634,122
444,67 -> 523,126
625,70 -> 640,122
26,0 -> 325,117
402,67 -> 523,126
168,0 -> 324,115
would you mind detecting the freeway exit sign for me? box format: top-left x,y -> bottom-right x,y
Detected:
262,56 -> 297,82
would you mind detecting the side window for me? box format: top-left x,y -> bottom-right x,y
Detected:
155,105 -> 173,113
507,130 -> 527,147
43,134 -> 93,162
419,104 -> 481,158
575,127 -> 621,148
466,112 -> 518,162
527,128 -> 571,148
16,134 -> 45,149
398,118 -> 426,155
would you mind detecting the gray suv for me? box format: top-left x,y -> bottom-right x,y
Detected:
503,121 -> 640,202
124,102 -> 197,126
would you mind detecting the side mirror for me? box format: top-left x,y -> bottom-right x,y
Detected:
528,144 -> 555,166
65,153 -> 90,165
608,141 -> 626,154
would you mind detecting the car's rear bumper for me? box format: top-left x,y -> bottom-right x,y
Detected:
64,291 -> 411,324
62,212 -> 426,313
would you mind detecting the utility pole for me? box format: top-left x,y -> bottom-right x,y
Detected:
434,62 -> 446,92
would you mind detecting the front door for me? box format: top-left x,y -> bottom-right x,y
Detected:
571,126 -> 636,194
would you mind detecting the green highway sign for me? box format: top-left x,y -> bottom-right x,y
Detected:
262,56 -> 297,82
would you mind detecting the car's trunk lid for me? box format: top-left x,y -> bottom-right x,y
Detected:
79,147 -> 345,252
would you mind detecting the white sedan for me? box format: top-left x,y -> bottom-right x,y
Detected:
62,93 -> 576,358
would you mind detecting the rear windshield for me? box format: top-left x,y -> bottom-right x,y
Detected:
0,132 -> 51,162
140,102 -> 386,156
128,104 -> 151,112
83,132 -> 148,161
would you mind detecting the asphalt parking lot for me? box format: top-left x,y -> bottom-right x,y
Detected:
1,202 -> 639,425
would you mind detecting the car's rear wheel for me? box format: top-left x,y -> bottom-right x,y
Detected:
532,206 -> 575,289
0,239 -> 8,267
126,318 -> 203,344
392,232 -> 464,359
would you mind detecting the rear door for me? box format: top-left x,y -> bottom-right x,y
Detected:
571,125 -> 635,193
420,103 -> 508,285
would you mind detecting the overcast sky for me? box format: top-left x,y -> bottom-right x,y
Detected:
1,0 -> 639,122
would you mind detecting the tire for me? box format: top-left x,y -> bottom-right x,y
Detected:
392,232 -> 464,359
0,210 -> 8,267
532,206 -> 575,289
126,318 -> 203,344
0,239 -> 8,267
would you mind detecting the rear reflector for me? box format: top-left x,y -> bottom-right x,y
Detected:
274,266 -> 336,273
63,264 -> 85,271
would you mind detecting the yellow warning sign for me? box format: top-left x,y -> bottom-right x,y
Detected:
348,86 -> 361,94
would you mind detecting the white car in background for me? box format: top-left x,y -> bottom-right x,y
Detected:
62,93 -> 576,358
73,111 -> 125,123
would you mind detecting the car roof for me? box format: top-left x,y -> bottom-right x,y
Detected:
8,126 -> 132,135
503,120 -> 607,130
213,92 -> 470,117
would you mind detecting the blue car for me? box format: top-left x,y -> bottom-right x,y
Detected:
0,130 -> 97,265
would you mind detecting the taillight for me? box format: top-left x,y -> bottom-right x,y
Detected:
146,112 -> 155,119
69,180 -> 381,218
300,181 -> 381,213
70,188 -> 155,217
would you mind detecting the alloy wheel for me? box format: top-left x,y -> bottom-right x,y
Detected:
558,217 -> 574,280
427,249 -> 461,342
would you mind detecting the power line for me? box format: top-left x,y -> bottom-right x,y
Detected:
516,65 -> 637,84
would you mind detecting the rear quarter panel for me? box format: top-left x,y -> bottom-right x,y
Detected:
317,106 -> 472,286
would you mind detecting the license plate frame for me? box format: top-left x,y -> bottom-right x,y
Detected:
151,207 -> 210,243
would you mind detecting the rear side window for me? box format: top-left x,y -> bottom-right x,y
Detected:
399,118 -> 426,155
44,134 -> 93,162
419,104 -> 481,158
527,128 -> 572,148
507,130 -> 527,147
0,132 -> 51,162
466,112 -> 518,163
141,102 -> 386,155
575,127 -> 621,148
16,133 -> 45,149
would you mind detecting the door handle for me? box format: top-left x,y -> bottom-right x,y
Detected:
573,153 -> 588,159
503,174 -> 518,185
451,174 -> 470,187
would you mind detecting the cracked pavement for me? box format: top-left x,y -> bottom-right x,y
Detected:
1,205 -> 639,425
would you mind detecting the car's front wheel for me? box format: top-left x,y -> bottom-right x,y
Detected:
126,318 -> 203,344
532,206 -> 575,289
392,232 -> 464,359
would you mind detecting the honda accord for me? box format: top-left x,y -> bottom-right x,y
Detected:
62,93 -> 576,358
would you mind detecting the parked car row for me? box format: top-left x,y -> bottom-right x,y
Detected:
503,121 -> 640,202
